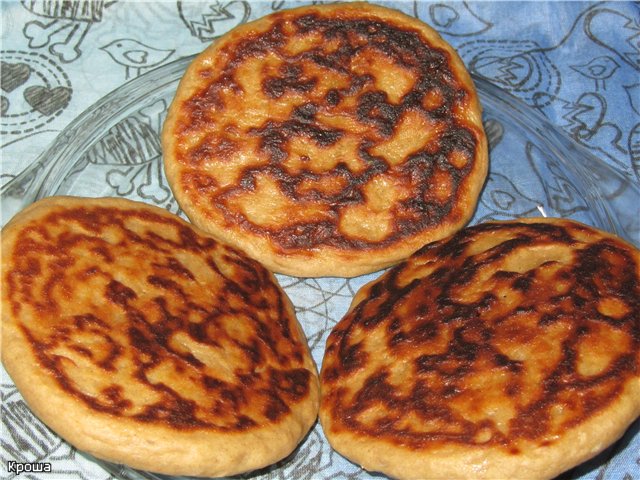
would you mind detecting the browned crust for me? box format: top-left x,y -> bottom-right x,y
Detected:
162,2 -> 488,277
1,196 -> 319,477
319,217 -> 640,479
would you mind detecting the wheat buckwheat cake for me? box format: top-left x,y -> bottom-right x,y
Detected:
319,218 -> 640,480
1,196 -> 319,478
162,2 -> 488,277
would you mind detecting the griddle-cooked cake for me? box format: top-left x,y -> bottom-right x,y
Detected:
319,218 -> 640,480
1,196 -> 319,478
162,2 -> 488,278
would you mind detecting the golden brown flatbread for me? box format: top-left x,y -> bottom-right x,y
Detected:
319,218 -> 640,480
1,196 -> 319,478
162,2 -> 488,277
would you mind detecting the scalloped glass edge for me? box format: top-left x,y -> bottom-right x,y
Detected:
2,54 -> 638,248
0,56 -> 193,225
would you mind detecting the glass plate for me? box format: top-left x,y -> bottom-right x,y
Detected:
1,55 -> 639,480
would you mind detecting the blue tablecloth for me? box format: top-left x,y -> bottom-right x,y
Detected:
1,1 -> 639,479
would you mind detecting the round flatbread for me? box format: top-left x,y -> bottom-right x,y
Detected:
1,196 -> 319,478
162,2 -> 488,277
319,218 -> 640,480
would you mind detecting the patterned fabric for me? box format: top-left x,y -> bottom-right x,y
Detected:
1,1 -> 638,479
